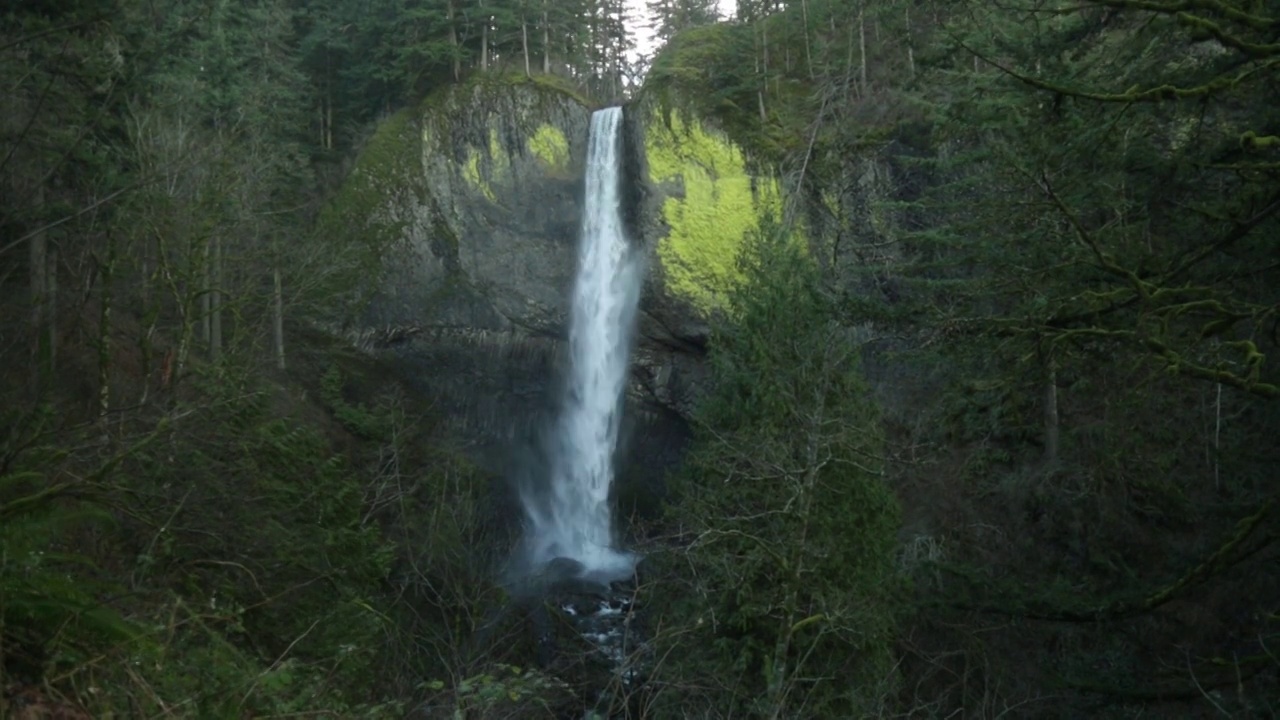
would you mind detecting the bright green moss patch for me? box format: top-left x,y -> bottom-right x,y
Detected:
462,130 -> 493,199
821,190 -> 840,217
462,128 -> 511,203
528,124 -> 570,174
462,150 -> 493,201
417,71 -> 589,206
647,110 -> 781,312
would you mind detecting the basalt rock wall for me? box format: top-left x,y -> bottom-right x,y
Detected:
321,73 -> 789,495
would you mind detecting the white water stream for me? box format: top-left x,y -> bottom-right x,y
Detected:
521,106 -> 641,581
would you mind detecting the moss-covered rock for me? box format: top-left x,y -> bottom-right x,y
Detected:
630,23 -> 908,350
621,80 -> 786,364
321,69 -> 791,462
315,108 -> 429,316
644,109 -> 782,314
321,74 -> 593,338
529,125 -> 571,176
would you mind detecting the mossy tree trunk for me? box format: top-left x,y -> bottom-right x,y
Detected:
272,266 -> 286,370
541,4 -> 550,74
480,0 -> 489,71
29,181 -> 54,394
209,234 -> 222,362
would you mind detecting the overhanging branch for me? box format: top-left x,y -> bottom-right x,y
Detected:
943,499 -> 1276,621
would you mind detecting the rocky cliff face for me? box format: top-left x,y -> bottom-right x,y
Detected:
322,74 -> 783,491
326,75 -> 589,337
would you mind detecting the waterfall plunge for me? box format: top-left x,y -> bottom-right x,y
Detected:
520,106 -> 641,582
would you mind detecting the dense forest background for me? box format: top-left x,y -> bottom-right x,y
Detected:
3,0 -> 1278,717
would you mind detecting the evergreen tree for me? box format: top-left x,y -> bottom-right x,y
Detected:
856,0 -> 1279,709
647,0 -> 721,46
1,0 -> 130,393
642,0 -> 1278,712
654,220 -> 901,717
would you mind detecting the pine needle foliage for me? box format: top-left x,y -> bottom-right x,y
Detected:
651,218 -> 901,717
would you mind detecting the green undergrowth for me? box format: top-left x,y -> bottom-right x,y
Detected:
0,335 -> 514,716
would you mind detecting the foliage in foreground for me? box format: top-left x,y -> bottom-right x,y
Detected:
648,0 -> 1280,713
648,220 -> 902,718
0,350 -> 514,717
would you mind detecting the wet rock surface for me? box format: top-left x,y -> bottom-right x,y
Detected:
534,562 -> 649,716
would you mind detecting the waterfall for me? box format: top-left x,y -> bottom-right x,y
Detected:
520,106 -> 641,582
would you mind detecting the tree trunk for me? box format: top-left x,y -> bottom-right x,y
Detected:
542,8 -> 550,74
801,0 -> 813,77
905,3 -> 915,77
138,228 -> 155,404
766,584 -> 800,717
609,0 -> 621,97
321,49 -> 332,150
200,237 -> 211,345
859,7 -> 868,93
767,380 -> 828,719
158,231 -> 193,384
480,0 -> 489,71
30,183 -> 52,391
139,318 -> 156,405
323,53 -> 334,151
845,13 -> 856,100
1044,359 -> 1059,463
209,235 -> 222,362
46,244 -> 57,374
98,234 -> 115,418
760,20 -> 770,121
522,18 -> 531,77
273,266 -> 285,370
1213,380 -> 1222,490
448,0 -> 461,80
